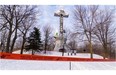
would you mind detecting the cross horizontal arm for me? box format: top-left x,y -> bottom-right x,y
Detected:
54,11 -> 69,18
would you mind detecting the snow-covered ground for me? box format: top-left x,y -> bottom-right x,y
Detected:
0,59 -> 116,70
12,50 -> 103,59
0,50 -> 115,70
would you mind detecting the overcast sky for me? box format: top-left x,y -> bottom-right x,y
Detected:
38,5 -> 75,34
36,5 -> 116,43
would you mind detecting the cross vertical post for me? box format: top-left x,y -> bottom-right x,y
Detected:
54,9 -> 69,56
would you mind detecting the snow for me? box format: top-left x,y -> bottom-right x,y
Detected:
12,50 -> 103,59
71,62 -> 116,70
0,59 -> 116,70
1,50 -> 115,70
0,59 -> 69,70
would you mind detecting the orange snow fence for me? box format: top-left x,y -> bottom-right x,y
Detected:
0,52 -> 115,61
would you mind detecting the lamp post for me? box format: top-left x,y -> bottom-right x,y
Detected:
54,9 -> 69,56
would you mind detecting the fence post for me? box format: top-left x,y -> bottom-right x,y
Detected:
69,61 -> 71,70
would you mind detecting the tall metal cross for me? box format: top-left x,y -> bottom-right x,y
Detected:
54,9 -> 69,50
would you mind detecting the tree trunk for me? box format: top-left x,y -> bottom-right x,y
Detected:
20,40 -> 25,54
89,41 -> 93,59
32,49 -> 34,55
10,29 -> 17,53
89,32 -> 93,59
6,30 -> 12,53
44,43 -> 47,53
20,35 -> 26,54
103,44 -> 108,59
44,38 -> 48,54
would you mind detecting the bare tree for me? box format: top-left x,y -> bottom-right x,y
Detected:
18,6 -> 38,54
64,29 -> 77,51
0,5 -> 17,53
19,19 -> 34,54
0,28 -> 7,52
14,37 -> 22,50
64,28 -> 72,41
68,40 -> 77,51
93,6 -> 116,59
0,5 -> 38,53
73,5 -> 99,59
43,24 -> 53,53
73,5 -> 116,59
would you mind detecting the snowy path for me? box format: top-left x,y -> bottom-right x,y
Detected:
0,59 -> 116,70
71,62 -> 116,70
0,59 -> 69,70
